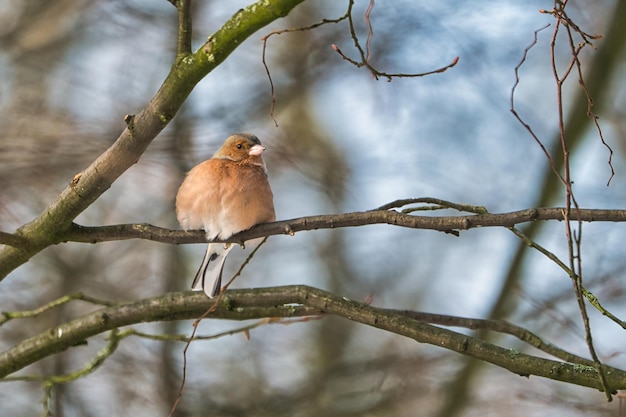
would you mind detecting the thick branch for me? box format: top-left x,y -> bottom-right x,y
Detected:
1,286 -> 624,394
47,207 -> 626,245
0,289 -> 320,378
0,0 -> 306,281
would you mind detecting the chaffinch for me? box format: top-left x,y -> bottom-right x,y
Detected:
176,133 -> 276,297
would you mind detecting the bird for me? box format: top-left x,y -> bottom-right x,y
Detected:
175,133 -> 275,297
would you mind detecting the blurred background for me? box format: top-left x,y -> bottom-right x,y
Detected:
1,0 -> 625,416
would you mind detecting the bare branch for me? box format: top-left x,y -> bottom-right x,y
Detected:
175,0 -> 193,61
1,286 -> 624,394
508,226 -> 626,329
373,197 -> 488,213
260,3 -> 352,124
388,309 -> 597,367
46,207 -> 626,246
332,43 -> 459,81
547,0 -> 610,398
0,293 -> 116,327
364,0 -> 375,65
331,0 -> 459,81
510,23 -> 565,183
0,288 -> 321,378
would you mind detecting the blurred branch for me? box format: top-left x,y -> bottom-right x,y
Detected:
0,0 -> 306,282
1,286 -> 625,394
10,329 -> 120,416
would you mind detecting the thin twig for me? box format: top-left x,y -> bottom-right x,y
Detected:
512,1 -> 613,399
331,0 -> 459,81
332,44 -> 459,82
1,293 -> 117,327
168,237 -> 269,416
167,297 -> 219,417
364,0 -> 375,65
222,237 -> 269,292
549,3 -> 614,185
260,5 -> 352,124
372,197 -> 488,214
261,37 -> 279,127
510,23 -> 564,184
549,0 -> 611,399
119,315 -> 321,343
508,226 -> 626,329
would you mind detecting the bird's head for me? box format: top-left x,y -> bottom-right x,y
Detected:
214,133 -> 266,164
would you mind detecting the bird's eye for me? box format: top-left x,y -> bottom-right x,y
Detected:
236,143 -> 243,149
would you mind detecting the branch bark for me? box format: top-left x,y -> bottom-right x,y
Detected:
1,286 -> 624,394
35,207 -> 626,245
3,205 -> 626,278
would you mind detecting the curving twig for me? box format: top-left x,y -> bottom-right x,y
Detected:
331,0 -> 459,81
261,3 -> 352,124
1,292 -> 116,327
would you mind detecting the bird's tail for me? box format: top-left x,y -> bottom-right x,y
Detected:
192,243 -> 234,298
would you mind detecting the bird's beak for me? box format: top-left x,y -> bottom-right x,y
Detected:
248,144 -> 266,156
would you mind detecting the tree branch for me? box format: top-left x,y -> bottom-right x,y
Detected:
48,207 -> 626,245
175,0 -> 193,61
330,0 -> 459,81
388,309 -> 597,367
1,286 -> 624,394
0,288 -> 320,378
